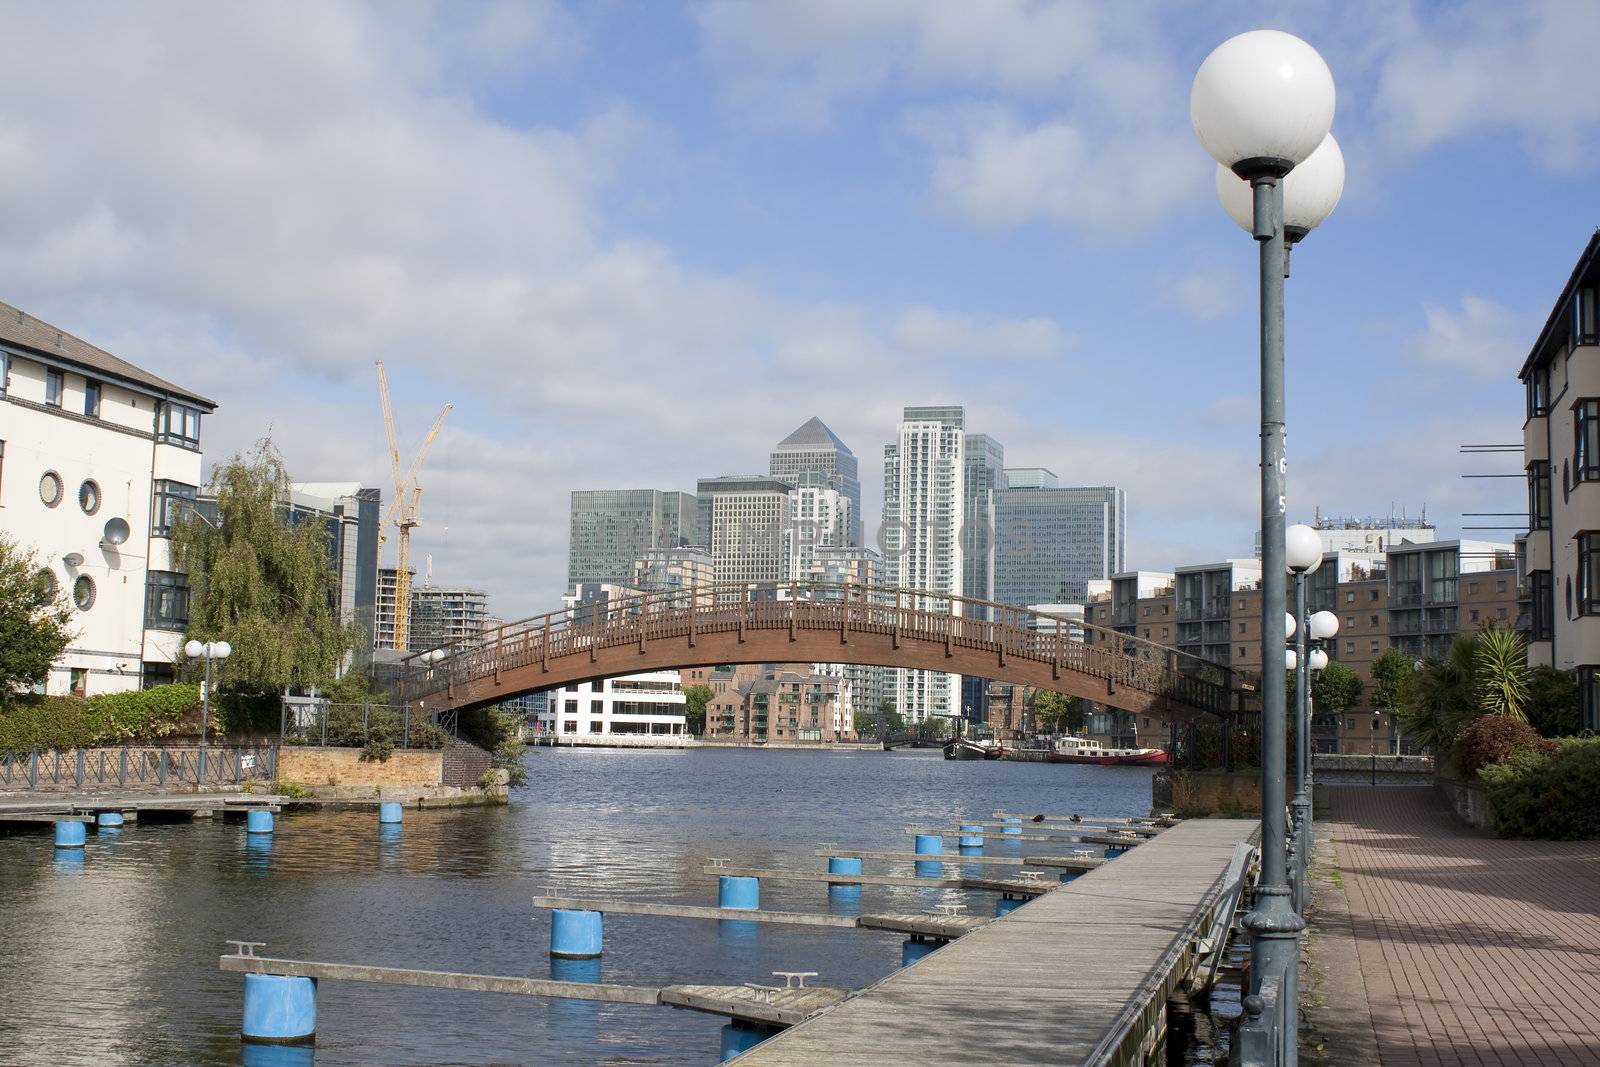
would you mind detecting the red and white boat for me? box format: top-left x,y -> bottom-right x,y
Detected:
1048,735 -> 1168,766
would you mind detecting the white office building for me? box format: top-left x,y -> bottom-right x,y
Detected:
882,405 -> 967,722
537,670 -> 688,737
0,301 -> 214,695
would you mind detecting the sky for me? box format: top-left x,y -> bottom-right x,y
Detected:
2,1 -> 1594,619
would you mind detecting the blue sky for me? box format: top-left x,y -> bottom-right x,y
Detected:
1,1 -> 1592,617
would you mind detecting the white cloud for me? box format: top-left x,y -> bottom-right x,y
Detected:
1410,296 -> 1528,380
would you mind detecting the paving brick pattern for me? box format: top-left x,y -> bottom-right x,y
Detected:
1325,786 -> 1600,1066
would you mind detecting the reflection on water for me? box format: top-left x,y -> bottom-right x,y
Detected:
0,749 -> 1153,1065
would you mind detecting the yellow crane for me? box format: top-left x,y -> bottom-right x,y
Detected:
376,360 -> 452,651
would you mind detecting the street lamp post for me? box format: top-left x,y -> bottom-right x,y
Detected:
1192,29 -> 1342,1065
184,639 -> 232,787
1302,612 -> 1337,901
1285,525 -> 1322,914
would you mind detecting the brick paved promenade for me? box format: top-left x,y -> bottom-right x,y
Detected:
1325,786 -> 1600,1065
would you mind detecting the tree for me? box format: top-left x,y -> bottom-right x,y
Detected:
1311,660 -> 1363,714
0,535 -> 73,698
1370,647 -> 1414,713
1033,690 -> 1083,735
1398,635 -> 1479,751
1525,665 -> 1580,738
879,699 -> 904,734
1475,626 -> 1530,721
681,684 -> 712,735
172,438 -> 358,692
853,710 -> 877,737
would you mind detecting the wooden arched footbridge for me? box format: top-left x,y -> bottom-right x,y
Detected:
398,583 -> 1236,720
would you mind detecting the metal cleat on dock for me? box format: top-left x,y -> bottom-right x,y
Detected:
772,972 -> 818,989
226,941 -> 266,958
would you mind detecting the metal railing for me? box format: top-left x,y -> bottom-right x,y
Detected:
1237,954 -> 1292,1066
280,700 -> 446,750
395,580 -> 1238,717
0,744 -> 278,791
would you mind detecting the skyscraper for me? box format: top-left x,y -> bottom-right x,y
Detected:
697,475 -> 793,588
994,481 -> 1127,606
567,489 -> 698,591
769,417 -> 862,547
960,434 -> 1007,721
883,406 -> 966,722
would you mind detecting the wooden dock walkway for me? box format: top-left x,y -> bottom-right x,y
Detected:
904,826 -> 1142,846
0,792 -> 283,825
812,849 -> 1104,873
701,866 -> 1057,897
219,952 -> 848,1028
530,896 -> 987,941
733,818 -> 1257,1065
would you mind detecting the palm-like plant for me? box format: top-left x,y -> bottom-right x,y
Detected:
1398,635 -> 1479,751
1475,625 -> 1530,721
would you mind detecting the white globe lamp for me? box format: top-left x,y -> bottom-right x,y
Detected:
1309,610 -> 1340,640
1309,648 -> 1330,671
1191,30 -> 1336,179
1285,524 -> 1323,573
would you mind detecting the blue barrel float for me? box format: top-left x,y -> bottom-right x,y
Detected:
241,973 -> 317,1045
96,811 -> 125,828
719,875 -> 760,910
54,820 -> 86,848
827,856 -> 863,882
995,897 -> 1025,917
378,801 -> 403,825
900,938 -> 939,966
720,1022 -> 777,1061
550,909 -> 604,959
1002,817 -> 1023,835
247,810 -> 274,834
958,824 -> 984,849
914,834 -> 943,856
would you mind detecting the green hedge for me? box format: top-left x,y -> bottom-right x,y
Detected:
0,684 -> 200,755
1479,737 -> 1600,839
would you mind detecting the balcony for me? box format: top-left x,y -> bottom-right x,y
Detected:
1391,581 -> 1423,607
1426,578 -> 1458,605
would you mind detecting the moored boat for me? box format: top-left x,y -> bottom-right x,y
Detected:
943,738 -> 989,761
1047,735 -> 1168,766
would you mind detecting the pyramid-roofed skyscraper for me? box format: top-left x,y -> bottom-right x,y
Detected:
769,417 -> 861,547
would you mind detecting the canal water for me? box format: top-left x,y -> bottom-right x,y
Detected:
0,748 -> 1155,1066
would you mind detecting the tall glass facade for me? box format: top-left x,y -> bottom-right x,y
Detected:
993,485 -> 1126,607
567,489 -> 699,590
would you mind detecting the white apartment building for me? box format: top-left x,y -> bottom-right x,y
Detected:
0,301 -> 214,695
882,405 -> 967,722
537,670 -> 688,736
784,483 -> 850,581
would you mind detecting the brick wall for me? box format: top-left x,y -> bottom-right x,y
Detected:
276,747 -> 443,788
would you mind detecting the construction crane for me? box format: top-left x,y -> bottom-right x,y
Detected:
376,360 -> 452,651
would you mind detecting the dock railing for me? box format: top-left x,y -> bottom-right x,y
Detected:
0,744 -> 278,791
1237,958 -> 1291,1066
280,699 -> 449,751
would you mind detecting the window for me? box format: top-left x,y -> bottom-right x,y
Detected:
1527,364 -> 1550,417
1370,589 -> 1381,602
151,480 -> 197,537
157,402 -> 203,449
1530,570 -> 1552,640
45,368 -> 63,407
1470,610 -> 1480,623
1497,580 -> 1507,594
83,379 -> 101,418
145,571 -> 190,631
1238,645 -> 1246,658
1580,667 -> 1600,733
1574,287 -> 1598,348
70,668 -> 88,697
1370,640 -> 1380,653
0,440 -> 4,500
1577,399 -> 1600,483
1528,462 -> 1551,529
1345,640 -> 1355,654
72,575 -> 95,610
1345,591 -> 1355,604
1370,615 -> 1379,626
78,480 -> 100,515
39,471 -> 62,508
1345,615 -> 1355,628
1237,622 -> 1246,634
1579,533 -> 1600,615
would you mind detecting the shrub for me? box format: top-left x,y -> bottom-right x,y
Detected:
1526,666 -> 1581,738
1457,714 -> 1550,778
477,769 -> 500,791
0,684 -> 200,754
1480,737 -> 1600,839
274,779 -> 312,799
459,707 -> 528,788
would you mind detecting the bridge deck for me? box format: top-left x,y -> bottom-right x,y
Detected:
732,819 -> 1256,1065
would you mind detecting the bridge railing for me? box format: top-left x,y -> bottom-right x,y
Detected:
397,582 -> 1236,715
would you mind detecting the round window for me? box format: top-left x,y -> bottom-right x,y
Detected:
78,480 -> 101,515
36,569 -> 59,601
39,471 -> 63,508
72,575 -> 95,611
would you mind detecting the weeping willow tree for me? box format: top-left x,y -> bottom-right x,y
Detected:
172,438 -> 357,693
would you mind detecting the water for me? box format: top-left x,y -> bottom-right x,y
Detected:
0,748 -> 1155,1066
